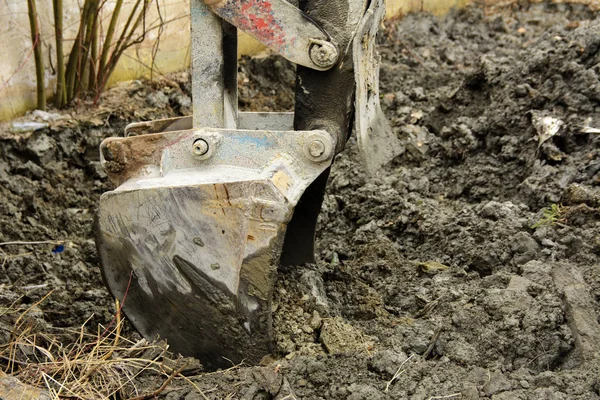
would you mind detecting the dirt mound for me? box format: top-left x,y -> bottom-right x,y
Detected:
0,2 -> 599,399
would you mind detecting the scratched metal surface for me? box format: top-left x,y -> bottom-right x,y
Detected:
97,0 -> 397,369
96,127 -> 335,368
207,0 -> 334,70
191,0 -> 238,129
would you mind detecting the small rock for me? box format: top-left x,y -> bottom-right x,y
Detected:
409,87 -> 426,101
511,232 -> 539,264
483,371 -> 512,396
27,133 -> 56,162
309,311 -> 322,330
382,93 -> 396,108
562,183 -> 600,207
480,201 -> 517,221
489,14 -> 509,33
409,109 -> 424,124
408,176 -> 430,194
396,106 -> 412,118
15,161 -> 44,180
370,349 -> 408,376
146,91 -> 170,108
347,383 -> 383,400
439,338 -> 478,365
394,90 -> 409,105
440,46 -> 458,64
306,360 -> 325,374
88,161 -> 107,179
461,384 -> 480,400
80,288 -> 106,301
417,260 -> 449,276
514,84 -> 532,98
171,92 -> 192,109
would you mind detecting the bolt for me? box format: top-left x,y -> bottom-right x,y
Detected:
192,138 -> 209,156
308,140 -> 326,158
309,41 -> 339,69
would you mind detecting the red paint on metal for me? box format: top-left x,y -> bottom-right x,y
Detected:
221,0 -> 288,50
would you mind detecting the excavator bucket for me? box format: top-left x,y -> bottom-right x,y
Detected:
96,0 -> 400,369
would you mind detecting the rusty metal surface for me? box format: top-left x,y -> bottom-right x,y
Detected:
354,0 -> 404,173
125,116 -> 194,136
96,127 -> 335,368
205,0 -> 338,70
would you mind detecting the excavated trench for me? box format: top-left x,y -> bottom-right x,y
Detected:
1,2 -> 600,398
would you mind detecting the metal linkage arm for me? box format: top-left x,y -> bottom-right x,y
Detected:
203,0 -> 339,70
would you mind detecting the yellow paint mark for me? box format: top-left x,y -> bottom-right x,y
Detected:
271,170 -> 292,194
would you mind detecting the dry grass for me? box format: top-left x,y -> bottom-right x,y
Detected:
0,292 -> 198,399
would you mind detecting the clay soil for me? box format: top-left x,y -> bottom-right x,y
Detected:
1,2 -> 600,399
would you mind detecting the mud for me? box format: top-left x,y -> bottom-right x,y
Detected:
1,2 -> 600,399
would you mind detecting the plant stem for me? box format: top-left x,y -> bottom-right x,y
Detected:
97,0 -> 123,88
77,0 -> 99,94
65,1 -> 88,103
27,0 -> 46,111
98,0 -> 148,95
88,9 -> 99,94
52,0 -> 66,108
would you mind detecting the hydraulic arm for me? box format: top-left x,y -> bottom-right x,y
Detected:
95,0 -> 402,369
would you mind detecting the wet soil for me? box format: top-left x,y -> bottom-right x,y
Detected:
1,2 -> 600,399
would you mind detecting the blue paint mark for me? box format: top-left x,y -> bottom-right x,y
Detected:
52,244 -> 65,254
233,135 -> 274,148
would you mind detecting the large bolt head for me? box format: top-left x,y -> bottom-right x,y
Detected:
303,132 -> 334,162
309,41 -> 339,69
192,138 -> 210,156
308,140 -> 326,158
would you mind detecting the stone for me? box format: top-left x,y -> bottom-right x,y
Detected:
483,371 -> 513,396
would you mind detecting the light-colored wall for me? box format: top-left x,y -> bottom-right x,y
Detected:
0,0 -> 190,121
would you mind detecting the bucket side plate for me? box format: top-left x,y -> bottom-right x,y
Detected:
96,127 -> 334,368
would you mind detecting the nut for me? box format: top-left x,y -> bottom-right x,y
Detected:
303,132 -> 334,162
309,41 -> 339,69
192,138 -> 209,156
308,140 -> 326,158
